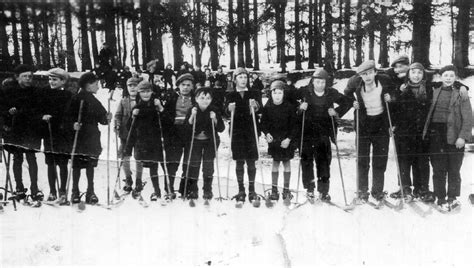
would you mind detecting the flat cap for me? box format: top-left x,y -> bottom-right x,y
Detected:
390,55 -> 410,67
48,67 -> 70,81
312,68 -> 329,80
356,60 -> 376,74
176,73 -> 195,86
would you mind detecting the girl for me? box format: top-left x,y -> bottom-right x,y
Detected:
261,80 -> 297,201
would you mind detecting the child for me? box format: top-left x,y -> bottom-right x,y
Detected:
127,81 -> 166,201
41,67 -> 73,202
261,80 -> 297,201
67,72 -> 111,204
114,75 -> 142,193
422,65 -> 472,210
185,87 -> 225,199
298,69 -> 352,201
225,67 -> 263,203
344,60 -> 396,202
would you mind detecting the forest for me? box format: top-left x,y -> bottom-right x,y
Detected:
0,0 -> 472,76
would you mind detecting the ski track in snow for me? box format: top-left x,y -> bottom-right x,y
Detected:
1,78 -> 473,267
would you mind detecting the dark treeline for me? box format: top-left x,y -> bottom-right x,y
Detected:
0,0 -> 471,75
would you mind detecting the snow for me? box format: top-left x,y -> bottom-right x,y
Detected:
1,77 -> 473,267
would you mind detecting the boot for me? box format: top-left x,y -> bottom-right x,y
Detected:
269,187 -> 279,201
85,191 -> 99,204
390,187 -> 412,199
420,191 -> 435,203
150,191 -> 161,201
437,198 -> 449,212
203,191 -> 213,200
248,191 -> 258,202
447,197 -> 460,210
187,191 -> 198,200
123,176 -> 133,193
306,189 -> 315,199
282,189 -> 293,201
47,192 -> 57,202
358,191 -> 370,202
320,192 -> 331,202
233,191 -> 246,202
30,190 -> 44,202
372,191 -> 387,201
71,190 -> 81,204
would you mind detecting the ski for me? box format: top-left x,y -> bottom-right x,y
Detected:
204,199 -> 210,206
0,204 -> 3,213
235,201 -> 244,208
366,200 -> 383,209
322,200 -> 354,213
71,201 -> 86,212
189,199 -> 196,207
138,195 -> 149,208
406,201 -> 432,217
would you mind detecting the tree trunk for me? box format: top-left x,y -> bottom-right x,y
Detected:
295,0 -> 302,70
40,0 -> 51,69
11,4 -> 20,66
103,1 -> 117,67
378,6 -> 389,67
32,4 -> 42,67
412,0 -> 432,68
355,0 -> 363,66
453,0 -> 470,72
169,3 -> 184,71
89,2 -> 99,67
236,0 -> 245,68
132,18 -> 140,70
244,0 -> 252,68
275,2 -> 286,72
140,0 -> 151,69
316,0 -> 323,66
308,0 -> 314,69
210,0 -> 219,70
323,0 -> 334,74
80,0 -> 92,71
368,31 -> 375,60
336,0 -> 343,70
252,0 -> 259,70
19,4 -> 33,65
64,2 -> 77,71
121,16 -> 127,67
116,11 -> 122,68
343,0 -> 350,68
0,3 -> 12,71
193,1 -> 201,68
228,0 -> 236,69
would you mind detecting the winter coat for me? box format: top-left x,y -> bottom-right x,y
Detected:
261,101 -> 298,160
40,86 -> 74,154
127,98 -> 163,166
224,89 -> 262,160
66,90 -> 108,158
114,96 -> 135,140
297,86 -> 353,142
184,105 -> 225,145
161,91 -> 196,141
422,84 -> 472,144
1,81 -> 43,151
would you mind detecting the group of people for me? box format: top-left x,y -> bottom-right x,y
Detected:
0,56 -> 471,212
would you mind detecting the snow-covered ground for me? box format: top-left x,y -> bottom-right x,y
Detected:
0,77 -> 473,267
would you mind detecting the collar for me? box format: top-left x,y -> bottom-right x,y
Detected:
236,87 -> 249,92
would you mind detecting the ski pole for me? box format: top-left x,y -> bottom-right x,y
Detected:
331,115 -> 349,206
250,102 -> 266,197
157,108 -> 172,201
183,111 -> 196,201
106,90 -> 115,206
115,131 -> 120,189
354,103 -> 360,203
225,110 -> 235,199
65,100 -> 85,203
2,151 -> 16,210
385,101 -> 405,208
113,116 -> 137,197
47,120 -> 61,196
295,110 -> 305,204
211,115 -> 223,201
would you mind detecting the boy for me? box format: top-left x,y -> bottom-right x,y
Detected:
298,69 -> 352,201
185,87 -> 225,199
422,65 -> 472,211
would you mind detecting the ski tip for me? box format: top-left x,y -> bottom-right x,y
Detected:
235,202 -> 243,208
189,199 -> 196,207
77,202 -> 86,211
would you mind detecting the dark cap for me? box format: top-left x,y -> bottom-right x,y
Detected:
439,65 -> 457,76
312,69 -> 329,80
356,60 -> 376,74
390,55 -> 410,67
78,72 -> 98,88
176,73 -> 195,86
14,64 -> 35,75
270,80 -> 286,91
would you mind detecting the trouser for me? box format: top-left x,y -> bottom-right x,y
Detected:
395,134 -> 430,192
358,114 -> 389,197
301,135 -> 331,194
119,138 -> 133,180
187,139 -> 216,194
45,153 -> 69,195
13,151 -> 38,193
72,166 -> 95,194
428,123 -> 464,201
136,161 -> 164,194
236,159 -> 256,192
166,126 -> 189,195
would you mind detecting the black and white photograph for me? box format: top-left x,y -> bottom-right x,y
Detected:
0,0 -> 473,267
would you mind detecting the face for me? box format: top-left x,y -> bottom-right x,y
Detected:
394,63 -> 409,78
312,78 -> 326,92
195,92 -> 212,110
179,80 -> 194,96
408,68 -> 424,84
235,74 -> 248,88
204,80 -> 211,87
359,69 -> 376,85
271,89 -> 284,104
218,68 -> 223,73
85,81 -> 99,94
252,74 -> 258,80
17,71 -> 33,88
441,71 -> 456,87
49,76 -> 66,89
139,89 -> 153,101
128,83 -> 138,97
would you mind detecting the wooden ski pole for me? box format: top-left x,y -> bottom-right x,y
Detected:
65,100 -> 84,203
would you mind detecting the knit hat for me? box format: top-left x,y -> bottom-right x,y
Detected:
409,62 -> 425,71
48,67 -> 69,81
390,55 -> 410,67
439,65 -> 457,76
176,73 -> 194,86
233,67 -> 248,80
270,80 -> 286,91
13,64 -> 35,75
78,72 -> 98,88
127,75 -> 143,86
312,69 -> 329,80
356,60 -> 376,74
136,80 -> 153,92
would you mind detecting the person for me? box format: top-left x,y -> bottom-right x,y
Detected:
204,67 -> 215,88
184,87 -> 225,200
422,65 -> 472,211
261,80 -> 298,201
215,66 -> 227,88
117,66 -> 132,89
162,73 -> 196,198
2,64 -> 43,201
225,67 -> 263,203
251,73 -> 264,93
115,75 -> 142,193
344,60 -> 396,202
126,81 -> 166,201
41,68 -> 74,202
163,63 -> 175,91
386,55 -> 410,89
66,72 -> 111,204
298,69 -> 352,201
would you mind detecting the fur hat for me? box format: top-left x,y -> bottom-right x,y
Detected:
48,67 -> 69,81
78,72 -> 98,88
356,60 -> 376,74
176,73 -> 195,86
390,55 -> 410,67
